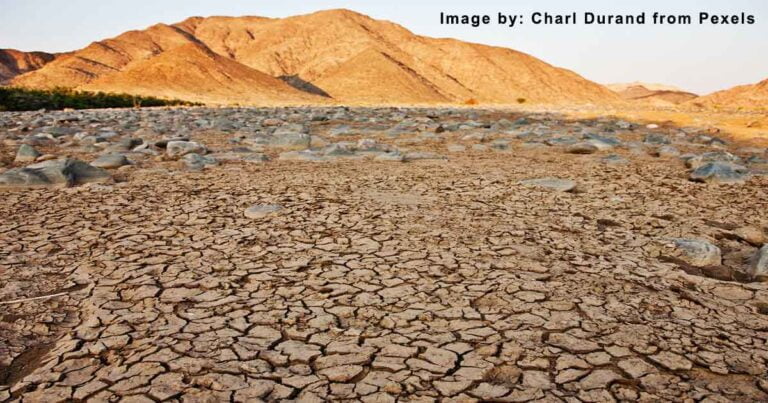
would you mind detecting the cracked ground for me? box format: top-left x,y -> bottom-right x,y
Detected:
1,107 -> 768,402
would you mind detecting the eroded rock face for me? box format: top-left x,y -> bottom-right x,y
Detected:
1,106 -> 767,402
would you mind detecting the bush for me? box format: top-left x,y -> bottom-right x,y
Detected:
516,98 -> 526,104
464,98 -> 479,105
0,86 -> 200,111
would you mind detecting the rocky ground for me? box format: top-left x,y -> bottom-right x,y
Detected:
1,106 -> 767,402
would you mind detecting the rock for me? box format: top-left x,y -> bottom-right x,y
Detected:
520,178 -> 577,193
690,162 -> 748,184
403,152 -> 447,162
167,141 -> 206,157
749,245 -> 768,279
268,132 -> 311,149
666,238 -> 722,267
244,204 -> 283,219
447,144 -> 466,153
655,146 -> 680,157
154,137 -> 189,148
91,153 -> 131,169
566,142 -> 599,154
644,134 -> 670,145
373,152 -> 405,162
183,153 -> 218,171
0,158 -> 111,189
15,144 -> 41,163
734,226 -> 768,246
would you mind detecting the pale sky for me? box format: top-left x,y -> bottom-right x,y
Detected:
0,0 -> 765,94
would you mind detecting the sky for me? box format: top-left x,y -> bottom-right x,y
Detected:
0,0 -> 766,94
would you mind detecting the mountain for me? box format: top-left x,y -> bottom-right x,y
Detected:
690,79 -> 768,110
12,9 -> 621,105
0,49 -> 58,83
606,82 -> 698,106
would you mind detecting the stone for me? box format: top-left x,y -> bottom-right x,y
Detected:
566,142 -> 599,154
15,144 -> 41,162
520,177 -> 577,192
403,151 -> 447,161
91,153 -> 131,169
749,245 -> 768,279
656,145 -> 680,157
183,153 -> 218,171
0,158 -> 111,189
244,204 -> 283,219
167,141 -> 206,157
734,226 -> 767,246
665,238 -> 722,267
690,162 -> 748,184
644,134 -> 670,145
268,132 -> 311,148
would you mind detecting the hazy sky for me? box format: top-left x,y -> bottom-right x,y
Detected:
1,0 -> 765,94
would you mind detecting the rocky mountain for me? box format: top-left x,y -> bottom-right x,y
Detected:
606,82 -> 698,106
690,78 -> 768,110
11,9 -> 620,105
0,49 -> 58,83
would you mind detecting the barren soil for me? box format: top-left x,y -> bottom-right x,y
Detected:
1,107 -> 767,402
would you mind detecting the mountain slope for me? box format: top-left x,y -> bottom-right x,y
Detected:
12,9 -> 621,105
0,49 -> 58,83
690,79 -> 768,110
79,43 -> 325,104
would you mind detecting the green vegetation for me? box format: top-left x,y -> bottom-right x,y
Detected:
0,87 -> 199,111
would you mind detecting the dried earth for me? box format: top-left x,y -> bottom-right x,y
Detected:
1,107 -> 768,402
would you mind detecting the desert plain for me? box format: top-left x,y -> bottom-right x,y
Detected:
0,105 -> 767,402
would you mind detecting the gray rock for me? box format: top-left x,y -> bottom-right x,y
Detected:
749,245 -> 768,279
655,145 -> 680,157
0,158 -> 111,189
91,153 -> 131,169
566,142 -> 599,154
268,132 -> 311,148
244,204 -> 283,219
644,134 -> 670,145
183,153 -> 218,171
690,162 -> 748,184
155,137 -> 190,149
520,178 -> 577,192
15,144 -> 41,163
167,141 -> 207,157
667,239 -> 722,267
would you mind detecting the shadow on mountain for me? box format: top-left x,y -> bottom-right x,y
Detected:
279,75 -> 332,98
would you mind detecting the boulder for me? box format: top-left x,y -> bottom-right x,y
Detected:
91,153 -> 131,169
0,158 -> 111,189
15,144 -> 41,163
665,238 -> 722,267
749,245 -> 768,280
690,162 -> 748,184
167,141 -> 207,157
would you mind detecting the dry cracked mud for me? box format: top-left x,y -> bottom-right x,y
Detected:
1,107 -> 767,402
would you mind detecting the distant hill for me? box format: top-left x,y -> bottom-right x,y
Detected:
0,49 -> 59,83
606,82 -> 698,106
689,79 -> 768,111
11,9 -> 621,106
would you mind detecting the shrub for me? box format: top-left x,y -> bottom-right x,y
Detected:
516,97 -> 526,104
464,98 -> 479,105
0,86 -> 200,111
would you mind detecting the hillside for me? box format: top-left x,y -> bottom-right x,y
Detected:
607,82 -> 698,106
0,49 -> 58,83
11,9 -> 620,105
690,79 -> 768,110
